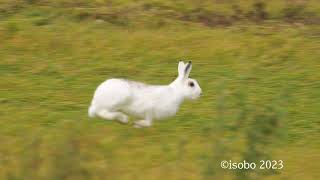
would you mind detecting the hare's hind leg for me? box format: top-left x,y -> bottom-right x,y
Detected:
134,114 -> 153,128
96,109 -> 129,124
134,120 -> 152,128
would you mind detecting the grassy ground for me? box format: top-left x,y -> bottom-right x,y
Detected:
1,1 -> 320,180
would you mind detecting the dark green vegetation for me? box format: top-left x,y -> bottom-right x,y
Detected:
1,0 -> 319,179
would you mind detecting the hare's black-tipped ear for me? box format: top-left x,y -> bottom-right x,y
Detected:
184,61 -> 192,79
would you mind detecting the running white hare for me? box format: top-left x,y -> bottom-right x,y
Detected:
88,61 -> 202,128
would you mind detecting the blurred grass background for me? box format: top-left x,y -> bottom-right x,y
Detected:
0,0 -> 320,179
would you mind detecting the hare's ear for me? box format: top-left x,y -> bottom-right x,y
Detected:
184,61 -> 192,79
178,61 -> 186,78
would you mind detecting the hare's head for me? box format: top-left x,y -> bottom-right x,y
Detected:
171,61 -> 202,100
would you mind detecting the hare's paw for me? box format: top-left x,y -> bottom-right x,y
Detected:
118,114 -> 129,124
133,120 -> 152,128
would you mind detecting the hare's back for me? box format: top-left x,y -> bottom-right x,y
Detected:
91,79 -> 131,110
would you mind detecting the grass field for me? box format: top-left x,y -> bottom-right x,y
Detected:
1,1 -> 320,179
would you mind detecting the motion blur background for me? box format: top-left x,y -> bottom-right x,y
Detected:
1,0 -> 319,179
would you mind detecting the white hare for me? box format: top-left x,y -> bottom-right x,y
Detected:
88,61 -> 202,128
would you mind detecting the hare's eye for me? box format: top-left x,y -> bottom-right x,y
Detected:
189,81 -> 194,87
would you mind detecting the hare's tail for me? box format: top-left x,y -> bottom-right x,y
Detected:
88,105 -> 96,118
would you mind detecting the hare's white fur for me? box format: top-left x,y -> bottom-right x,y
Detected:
88,61 -> 202,127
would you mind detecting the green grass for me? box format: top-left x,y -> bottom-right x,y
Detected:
1,2 -> 320,180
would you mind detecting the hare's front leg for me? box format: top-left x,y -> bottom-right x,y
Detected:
134,114 -> 153,128
96,109 -> 129,124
